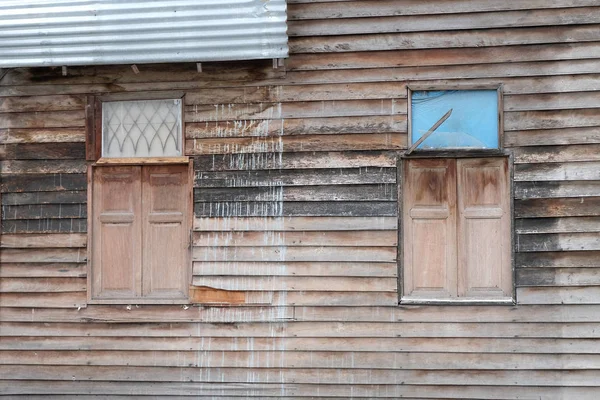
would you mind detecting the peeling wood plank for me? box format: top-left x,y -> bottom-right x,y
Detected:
192,276 -> 397,292
193,231 -> 398,247
0,128 -> 85,144
0,263 -> 86,278
505,127 -> 600,147
517,232 -> 600,252
0,277 -> 86,293
0,233 -> 86,248
0,160 -> 86,174
514,162 -> 600,181
0,248 -> 87,263
515,197 -> 600,218
515,217 -> 600,234
193,261 -> 397,277
517,251 -> 600,268
513,144 -> 600,163
517,268 -> 600,287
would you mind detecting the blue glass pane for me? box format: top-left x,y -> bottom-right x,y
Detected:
411,90 -> 499,150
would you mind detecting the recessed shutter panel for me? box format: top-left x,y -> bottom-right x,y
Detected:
141,165 -> 190,299
457,158 -> 511,298
403,159 -> 457,299
92,166 -> 142,299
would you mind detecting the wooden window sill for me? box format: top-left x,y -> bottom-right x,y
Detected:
95,156 -> 190,165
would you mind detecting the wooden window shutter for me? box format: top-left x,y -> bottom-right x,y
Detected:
91,166 -> 142,299
457,158 -> 511,298
141,165 -> 190,299
403,159 -> 457,299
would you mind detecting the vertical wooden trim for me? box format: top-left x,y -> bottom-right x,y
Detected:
85,96 -> 96,161
181,94 -> 188,157
406,87 -> 413,150
497,85 -> 505,149
86,164 -> 93,304
509,152 -> 516,303
396,154 -> 403,303
94,98 -> 102,160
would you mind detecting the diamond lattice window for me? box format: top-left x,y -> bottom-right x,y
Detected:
102,99 -> 182,158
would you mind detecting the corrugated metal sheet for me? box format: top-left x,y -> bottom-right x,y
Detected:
0,0 -> 288,68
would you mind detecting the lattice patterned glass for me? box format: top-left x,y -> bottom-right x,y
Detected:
102,99 -> 182,158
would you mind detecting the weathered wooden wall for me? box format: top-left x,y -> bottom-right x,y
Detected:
1,0 -> 600,398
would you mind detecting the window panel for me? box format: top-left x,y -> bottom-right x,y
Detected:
102,99 -> 183,158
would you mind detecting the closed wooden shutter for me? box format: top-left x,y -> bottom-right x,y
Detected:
457,158 -> 511,298
91,166 -> 142,299
90,164 -> 190,302
403,159 -> 457,299
142,165 -> 190,299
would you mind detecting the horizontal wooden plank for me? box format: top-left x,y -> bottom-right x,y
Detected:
1,191 -> 86,206
515,217 -> 600,234
517,251 -> 600,269
288,7 -> 600,36
505,126 -> 600,147
513,144 -> 600,163
2,204 -> 86,220
192,246 -> 396,262
193,276 -> 396,292
0,263 -> 86,278
185,133 -> 406,154
517,233 -> 600,252
517,287 -> 600,304
288,0 -> 600,19
515,197 -> 600,218
193,261 -> 397,277
194,201 -> 397,217
506,92 -> 600,112
194,216 -> 398,231
193,231 -> 397,247
0,127 -> 85,144
196,168 -> 396,187
1,142 -> 85,160
194,151 -> 397,171
0,95 -> 85,113
1,233 -> 86,248
194,184 -> 397,202
0,277 -> 86,293
0,248 -> 86,263
185,82 -> 409,104
291,25 -> 600,53
506,109 -> 600,131
515,162 -> 600,181
186,115 -> 406,138
1,321 -> 598,338
0,173 -> 86,192
1,218 -> 87,234
1,381 -> 599,399
185,99 -> 406,122
0,110 -> 84,129
515,181 -> 600,199
2,336 -> 598,357
3,350 -> 600,370
288,43 -> 600,70
0,292 -> 86,308
0,160 -> 86,174
517,268 -> 600,287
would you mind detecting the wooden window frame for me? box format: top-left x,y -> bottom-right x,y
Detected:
399,85 -> 515,306
86,92 -> 194,305
86,91 -> 187,163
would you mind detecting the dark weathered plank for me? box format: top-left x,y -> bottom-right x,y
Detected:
0,110 -> 84,129
194,184 -> 397,202
2,204 -> 86,220
194,201 -> 397,217
517,251 -> 600,268
0,174 -> 86,192
1,219 -> 87,234
517,268 -> 600,287
1,143 -> 86,160
515,197 -> 600,218
196,168 -> 396,188
186,115 -> 406,138
0,160 -> 86,174
1,191 -> 86,205
0,95 -> 85,113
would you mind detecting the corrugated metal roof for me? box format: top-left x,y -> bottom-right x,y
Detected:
0,0 -> 288,68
